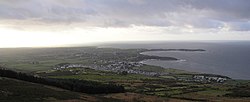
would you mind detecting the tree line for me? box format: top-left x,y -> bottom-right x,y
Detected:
0,68 -> 125,94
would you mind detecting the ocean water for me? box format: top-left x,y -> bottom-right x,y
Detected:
100,41 -> 250,80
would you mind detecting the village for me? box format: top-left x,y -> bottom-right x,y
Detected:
192,75 -> 229,83
53,61 -> 160,76
53,61 -> 229,83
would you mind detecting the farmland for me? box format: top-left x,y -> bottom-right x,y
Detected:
1,47 -> 250,102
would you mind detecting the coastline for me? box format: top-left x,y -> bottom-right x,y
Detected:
138,48 -> 206,61
139,49 -> 233,79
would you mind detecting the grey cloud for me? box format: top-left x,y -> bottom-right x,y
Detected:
0,0 -> 93,22
0,0 -> 250,31
190,0 -> 250,20
227,22 -> 250,31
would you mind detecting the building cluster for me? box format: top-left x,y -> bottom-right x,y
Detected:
193,75 -> 228,83
106,61 -> 143,69
53,64 -> 89,70
53,61 -> 160,76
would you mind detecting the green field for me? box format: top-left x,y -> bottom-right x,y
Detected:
1,47 -> 250,102
37,67 -> 250,101
0,77 -> 80,102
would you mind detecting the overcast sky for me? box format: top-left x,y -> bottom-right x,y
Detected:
0,0 -> 250,47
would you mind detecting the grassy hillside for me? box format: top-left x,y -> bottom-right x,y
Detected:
0,77 -> 185,102
0,77 -> 123,102
1,47 -> 250,102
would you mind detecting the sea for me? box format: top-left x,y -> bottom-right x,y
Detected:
99,41 -> 250,80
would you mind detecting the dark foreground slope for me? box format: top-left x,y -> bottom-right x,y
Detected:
0,68 -> 124,94
0,77 -> 124,102
0,77 -> 183,102
0,77 -> 78,102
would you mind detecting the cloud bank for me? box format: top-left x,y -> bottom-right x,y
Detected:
1,0 -> 250,30
1,0 -> 250,43
0,0 -> 250,47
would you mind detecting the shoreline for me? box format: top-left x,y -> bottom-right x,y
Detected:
139,49 -> 235,80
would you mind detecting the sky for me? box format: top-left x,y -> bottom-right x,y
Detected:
0,0 -> 250,47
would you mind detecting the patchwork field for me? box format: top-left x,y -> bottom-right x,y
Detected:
1,47 -> 250,102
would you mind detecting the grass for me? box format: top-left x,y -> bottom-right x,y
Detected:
4,64 -> 250,102
225,79 -> 250,86
133,65 -> 193,74
41,68 -> 159,82
133,65 -> 166,72
159,75 -> 176,79
172,90 -> 231,101
1,59 -> 96,72
2,47 -> 250,101
0,77 -> 125,102
0,77 -> 80,102
46,69 -> 199,99
3,67 -> 250,102
49,73 -> 159,82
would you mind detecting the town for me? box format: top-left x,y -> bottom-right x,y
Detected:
193,75 -> 229,83
53,61 -> 160,76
